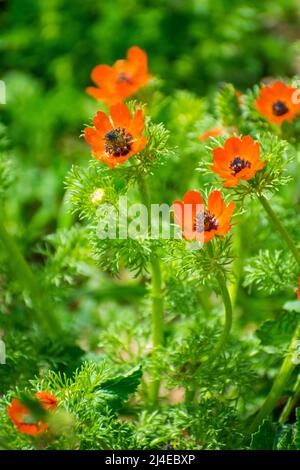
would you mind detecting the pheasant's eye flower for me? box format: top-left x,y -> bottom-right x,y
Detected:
211,136 -> 265,188
87,46 -> 152,105
255,81 -> 300,125
7,392 -> 58,436
36,391 -> 58,410
84,103 -> 148,169
199,127 -> 225,142
173,190 -> 235,243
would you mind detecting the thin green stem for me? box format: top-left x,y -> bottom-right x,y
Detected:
279,374 -> 300,424
248,194 -> 300,433
248,323 -> 300,435
138,175 -> 164,407
188,261 -> 233,404
0,219 -> 61,338
210,272 -> 233,361
148,251 -> 164,406
228,224 -> 242,308
258,195 -> 300,268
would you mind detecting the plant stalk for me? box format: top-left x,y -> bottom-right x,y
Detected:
248,194 -> 300,433
248,322 -> 300,435
138,175 -> 164,407
279,374 -> 300,424
148,250 -> 164,406
258,195 -> 300,268
211,271 -> 233,360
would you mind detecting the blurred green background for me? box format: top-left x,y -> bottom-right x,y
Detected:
1,0 -> 300,240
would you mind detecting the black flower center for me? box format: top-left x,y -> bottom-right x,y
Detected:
195,211 -> 218,233
272,100 -> 289,116
105,128 -> 133,157
229,156 -> 251,176
117,72 -> 133,84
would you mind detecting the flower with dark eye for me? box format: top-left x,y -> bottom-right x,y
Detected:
255,81 -> 300,126
173,190 -> 235,243
84,102 -> 148,169
87,46 -> 152,105
211,135 -> 265,188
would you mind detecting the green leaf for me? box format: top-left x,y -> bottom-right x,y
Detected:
97,367 -> 142,404
256,312 -> 300,349
250,419 -> 278,450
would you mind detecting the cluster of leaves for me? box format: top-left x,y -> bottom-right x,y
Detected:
244,249 -> 298,295
251,413 -> 300,450
0,362 -> 142,450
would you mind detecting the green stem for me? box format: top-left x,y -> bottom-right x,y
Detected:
189,261 -> 233,404
248,195 -> 300,433
228,224 -> 242,307
279,374 -> 300,424
258,195 -> 300,268
210,272 -> 233,360
248,323 -> 300,435
149,251 -> 164,406
0,219 -> 61,338
138,175 -> 164,407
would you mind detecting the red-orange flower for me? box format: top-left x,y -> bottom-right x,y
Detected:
255,81 -> 300,126
199,128 -> 225,142
36,391 -> 59,410
211,136 -> 265,188
87,46 -> 152,105
7,392 -> 58,436
297,277 -> 300,300
173,190 -> 235,243
84,102 -> 148,169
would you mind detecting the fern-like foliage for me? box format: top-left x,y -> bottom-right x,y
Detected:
244,249 -> 298,294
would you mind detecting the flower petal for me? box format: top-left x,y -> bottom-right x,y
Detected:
93,111 -> 113,134
183,191 -> 203,205
128,109 -> 145,136
91,65 -> 115,88
110,103 -> 131,128
131,136 -> 148,154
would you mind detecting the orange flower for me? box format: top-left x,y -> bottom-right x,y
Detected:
36,391 -> 59,410
199,128 -> 225,142
297,277 -> 300,300
84,102 -> 148,169
7,392 -> 58,436
173,190 -> 235,243
255,81 -> 300,126
211,135 -> 265,188
87,46 -> 152,105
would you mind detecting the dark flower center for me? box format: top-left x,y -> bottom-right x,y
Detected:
105,128 -> 133,157
195,211 -> 218,233
272,100 -> 289,116
117,72 -> 133,84
229,156 -> 251,176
